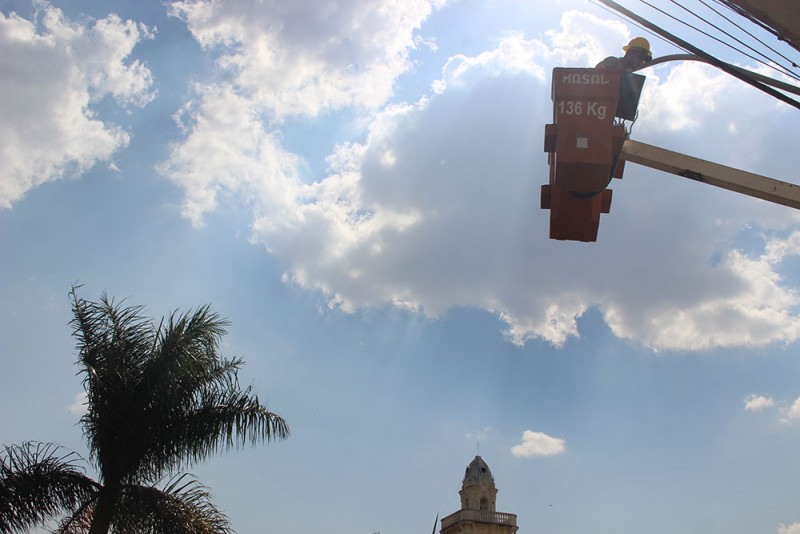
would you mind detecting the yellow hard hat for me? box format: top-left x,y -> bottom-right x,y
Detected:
623,37 -> 652,58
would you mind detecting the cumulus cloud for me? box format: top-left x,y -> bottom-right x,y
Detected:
510,430 -> 565,458
159,83 -> 305,226
68,391 -> 88,416
778,523 -> 800,534
168,0 -> 446,119
163,7 -> 800,351
0,2 -> 155,207
433,10 -> 626,94
433,31 -> 547,93
744,393 -> 800,424
163,0 -> 447,225
785,397 -> 800,422
744,394 -> 775,412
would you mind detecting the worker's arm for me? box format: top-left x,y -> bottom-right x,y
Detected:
595,56 -> 621,69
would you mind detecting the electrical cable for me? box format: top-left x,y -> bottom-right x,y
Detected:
594,0 -> 800,110
589,0 -> 800,97
666,0 -> 800,80
587,0 -> 684,54
635,0 -> 798,81
700,0 -> 800,71
642,54 -> 800,96
595,0 -> 800,74
713,0 -> 800,54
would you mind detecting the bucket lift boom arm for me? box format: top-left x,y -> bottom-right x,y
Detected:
620,140 -> 800,210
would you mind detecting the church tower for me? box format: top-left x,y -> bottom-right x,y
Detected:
440,456 -> 518,534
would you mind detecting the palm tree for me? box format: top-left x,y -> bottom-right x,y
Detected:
1,288 -> 289,533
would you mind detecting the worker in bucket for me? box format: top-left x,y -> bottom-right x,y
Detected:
596,37 -> 652,71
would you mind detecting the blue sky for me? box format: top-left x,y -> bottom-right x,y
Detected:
2,1 -> 800,533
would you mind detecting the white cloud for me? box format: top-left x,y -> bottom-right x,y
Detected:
778,523 -> 800,534
511,430 -> 565,458
606,235 -> 800,351
159,83 -> 305,226
433,10 -> 626,94
744,394 -> 774,412
744,393 -> 800,425
169,0 -> 446,119
0,3 -> 155,207
164,9 -> 800,351
163,0 -> 448,225
68,391 -> 88,416
786,397 -> 800,422
433,31 -> 547,94
642,62 -> 729,132
260,55 -> 800,350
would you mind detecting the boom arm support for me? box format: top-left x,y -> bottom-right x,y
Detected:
620,140 -> 800,210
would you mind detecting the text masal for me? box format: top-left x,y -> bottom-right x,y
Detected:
562,73 -> 610,86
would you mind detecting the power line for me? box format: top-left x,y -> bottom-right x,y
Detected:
587,0 -> 684,54
713,0 -> 800,54
589,0 -> 796,83
594,0 -> 800,110
635,0 -> 799,81
701,0 -> 800,71
647,54 -> 800,97
589,0 -> 800,91
666,0 -> 800,81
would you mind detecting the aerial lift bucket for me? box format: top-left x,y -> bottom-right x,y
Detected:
541,68 -> 643,242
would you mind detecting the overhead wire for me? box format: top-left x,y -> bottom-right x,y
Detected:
634,0 -> 799,81
593,0 -> 800,110
645,54 -> 800,97
590,0 -> 799,80
587,0 -> 800,104
587,0 -> 685,54
712,0 -> 800,54
665,0 -> 800,81
591,0 -> 800,74
701,0 -> 800,71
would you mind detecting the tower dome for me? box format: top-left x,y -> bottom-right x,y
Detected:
459,455 -> 497,512
440,455 -> 518,534
463,455 -> 494,486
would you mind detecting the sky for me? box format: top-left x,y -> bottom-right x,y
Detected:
1,0 -> 800,533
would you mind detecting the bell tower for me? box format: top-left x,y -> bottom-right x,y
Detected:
440,456 -> 518,534
460,455 -> 497,513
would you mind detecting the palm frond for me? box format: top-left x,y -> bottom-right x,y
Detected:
70,287 -> 167,485
138,307 -> 234,419
111,474 -> 233,534
0,442 -> 99,533
162,305 -> 229,363
69,287 -> 154,378
131,378 -> 289,480
192,387 -> 291,451
53,500 -> 94,534
134,360 -> 290,479
149,306 -> 229,380
64,288 -> 289,528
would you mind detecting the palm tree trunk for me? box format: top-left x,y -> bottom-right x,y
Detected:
88,486 -> 119,534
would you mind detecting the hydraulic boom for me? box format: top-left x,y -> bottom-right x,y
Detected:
619,140 -> 800,210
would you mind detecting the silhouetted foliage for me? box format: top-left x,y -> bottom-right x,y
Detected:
0,287 -> 289,533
